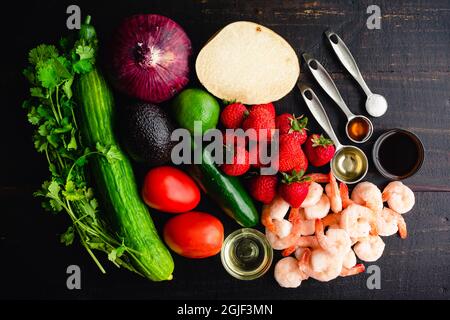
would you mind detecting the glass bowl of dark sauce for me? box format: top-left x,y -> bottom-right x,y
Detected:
373,129 -> 424,180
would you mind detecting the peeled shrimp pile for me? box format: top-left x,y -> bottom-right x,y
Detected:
262,175 -> 415,288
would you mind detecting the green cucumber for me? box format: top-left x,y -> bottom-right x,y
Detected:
76,67 -> 174,281
189,148 -> 259,227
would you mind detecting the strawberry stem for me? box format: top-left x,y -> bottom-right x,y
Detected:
289,114 -> 308,132
312,134 -> 333,147
281,170 -> 312,184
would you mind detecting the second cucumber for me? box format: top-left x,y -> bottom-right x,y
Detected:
189,148 -> 259,227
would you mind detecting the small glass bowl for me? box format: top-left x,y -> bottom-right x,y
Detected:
221,228 -> 273,281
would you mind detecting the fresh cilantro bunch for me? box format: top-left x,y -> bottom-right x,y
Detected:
22,17 -> 142,275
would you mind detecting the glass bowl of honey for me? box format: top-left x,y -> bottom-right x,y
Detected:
346,115 -> 373,143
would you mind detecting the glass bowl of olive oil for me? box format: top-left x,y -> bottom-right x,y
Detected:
221,228 -> 273,280
331,146 -> 369,184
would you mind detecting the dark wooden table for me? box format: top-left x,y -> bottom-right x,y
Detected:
1,0 -> 449,300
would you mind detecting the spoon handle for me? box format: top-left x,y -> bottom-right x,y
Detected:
324,31 -> 372,97
302,53 -> 354,120
297,83 -> 343,149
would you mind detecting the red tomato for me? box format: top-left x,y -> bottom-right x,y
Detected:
164,211 -> 224,258
142,166 -> 200,213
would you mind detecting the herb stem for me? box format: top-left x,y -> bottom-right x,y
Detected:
48,91 -> 60,124
55,86 -> 63,120
66,151 -> 102,183
66,200 -> 106,273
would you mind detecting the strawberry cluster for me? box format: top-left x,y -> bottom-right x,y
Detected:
219,102 -> 336,208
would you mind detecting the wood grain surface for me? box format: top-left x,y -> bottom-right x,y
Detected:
0,0 -> 449,300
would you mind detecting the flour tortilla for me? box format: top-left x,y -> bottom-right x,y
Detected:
195,21 -> 300,104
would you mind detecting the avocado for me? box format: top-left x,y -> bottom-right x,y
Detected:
122,102 -> 176,166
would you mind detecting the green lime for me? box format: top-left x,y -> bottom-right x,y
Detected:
171,88 -> 220,134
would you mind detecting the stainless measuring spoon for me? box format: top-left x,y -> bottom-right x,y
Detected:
302,53 -> 373,144
298,83 -> 368,184
325,31 -> 388,118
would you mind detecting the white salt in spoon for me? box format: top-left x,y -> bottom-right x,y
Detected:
325,31 -> 388,117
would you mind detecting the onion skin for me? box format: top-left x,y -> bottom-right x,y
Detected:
110,14 -> 192,103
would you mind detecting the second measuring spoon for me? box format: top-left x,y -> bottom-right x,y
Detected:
303,53 -> 373,143
298,83 -> 368,184
325,31 -> 388,117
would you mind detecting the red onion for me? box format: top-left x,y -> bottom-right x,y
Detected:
109,14 -> 192,103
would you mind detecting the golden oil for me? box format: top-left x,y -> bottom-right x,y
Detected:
221,228 -> 273,280
331,146 -> 368,183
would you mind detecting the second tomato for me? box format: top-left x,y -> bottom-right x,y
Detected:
142,166 -> 200,213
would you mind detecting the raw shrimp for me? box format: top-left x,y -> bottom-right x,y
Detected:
282,235 -> 318,257
340,264 -> 365,277
341,182 -> 379,235
305,173 -> 330,183
266,229 -> 288,250
262,195 -> 290,233
351,182 -> 383,213
342,249 -> 357,269
304,194 -> 330,220
353,235 -> 385,262
274,257 -> 307,288
298,248 -> 343,282
396,211 -> 408,239
294,247 -> 306,260
377,207 -> 407,239
272,219 -> 292,238
339,182 -> 352,209
382,181 -> 415,214
322,212 -> 342,227
315,219 -> 352,256
376,207 -> 398,237
325,172 -> 342,213
298,209 -> 315,236
301,182 -> 323,208
265,207 -> 303,250
340,204 -> 373,238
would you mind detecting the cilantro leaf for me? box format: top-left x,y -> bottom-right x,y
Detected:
63,180 -> 85,201
33,134 -> 47,153
28,44 -> 59,65
108,245 -> 126,262
61,226 -> 75,245
49,199 -> 63,212
36,59 -> 59,89
72,59 -> 93,74
67,129 -> 77,150
27,107 -> 40,125
30,87 -> 46,98
96,143 -> 123,163
63,78 -> 73,99
47,180 -> 61,199
76,45 -> 95,60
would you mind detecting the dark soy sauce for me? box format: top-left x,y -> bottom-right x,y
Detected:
377,131 -> 421,177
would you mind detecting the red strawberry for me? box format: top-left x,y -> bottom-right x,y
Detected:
249,103 -> 276,118
223,129 -> 247,148
247,175 -> 278,204
242,108 -> 275,142
304,134 -> 335,167
290,148 -> 308,173
276,113 -> 308,144
248,143 -> 264,168
220,103 -> 249,129
221,146 -> 250,176
279,170 -> 312,208
277,134 -> 302,172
